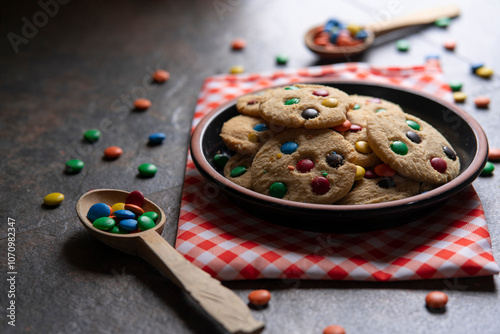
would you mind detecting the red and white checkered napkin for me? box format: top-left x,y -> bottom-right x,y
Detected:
175,61 -> 499,281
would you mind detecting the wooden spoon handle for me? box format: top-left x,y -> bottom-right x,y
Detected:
367,5 -> 460,36
137,231 -> 264,334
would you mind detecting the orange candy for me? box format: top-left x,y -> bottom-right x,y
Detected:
443,40 -> 456,51
104,146 -> 123,159
124,204 -> 144,216
374,163 -> 396,177
231,38 -> 246,50
153,70 -> 170,83
134,98 -> 151,110
425,291 -> 448,309
323,325 -> 346,334
333,120 -> 352,132
248,289 -> 271,306
474,96 -> 490,108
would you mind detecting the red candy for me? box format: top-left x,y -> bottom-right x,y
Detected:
349,124 -> 362,132
364,168 -> 377,179
431,157 -> 447,173
126,190 -> 145,207
104,146 -> 123,159
374,163 -> 396,177
333,119 -> 352,132
296,159 -> 315,173
311,177 -> 330,194
313,89 -> 329,97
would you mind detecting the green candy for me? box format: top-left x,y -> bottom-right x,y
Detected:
449,81 -> 463,92
142,211 -> 158,222
65,159 -> 84,174
284,98 -> 300,105
93,217 -> 115,231
391,141 -> 408,155
230,166 -> 247,177
284,86 -> 299,90
109,226 -> 129,234
84,129 -> 101,143
137,215 -> 156,231
353,103 -> 361,110
376,108 -> 387,113
435,17 -> 451,28
138,163 -> 157,177
276,54 -> 289,65
269,182 -> 287,198
481,162 -> 495,176
396,39 -> 410,52
213,154 -> 229,168
406,120 -> 421,131
321,171 -> 328,177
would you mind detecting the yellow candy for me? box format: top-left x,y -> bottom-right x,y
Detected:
322,98 -> 339,108
453,92 -> 467,103
355,141 -> 372,154
111,202 -> 126,213
346,23 -> 362,36
229,65 -> 245,74
476,66 -> 493,78
248,132 -> 258,143
355,166 -> 365,181
44,192 -> 64,206
276,153 -> 282,159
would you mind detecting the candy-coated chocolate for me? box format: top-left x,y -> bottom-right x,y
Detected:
476,66 -> 493,78
230,166 -> 247,177
284,85 -> 299,90
269,182 -> 287,198
434,17 -> 451,27
474,96 -> 490,108
333,119 -> 351,132
323,325 -> 346,334
350,124 -> 362,132
284,98 -> 300,105
247,133 -> 258,143
311,176 -> 330,194
87,203 -> 111,222
375,108 -> 386,113
231,38 -> 246,50
276,54 -> 288,65
346,23 -> 362,35
65,159 -> 84,174
426,291 -> 448,309
377,177 -> 396,189
109,226 -> 129,234
281,142 -> 298,154
153,69 -> 170,83
326,152 -> 344,168
84,129 -> 101,143
312,89 -> 329,97
104,146 -> 123,159
213,154 -> 229,168
125,203 -> 145,216
430,157 -> 447,173
229,65 -> 245,74
354,165 -> 365,181
481,161 -> 495,176
253,124 -> 269,132
471,63 -> 484,74
126,190 -> 145,207
301,108 -> 319,119
355,30 -> 368,40
443,146 -> 457,161
148,132 -> 166,145
406,131 -> 422,144
296,159 -> 315,173
364,168 -> 377,179
453,92 -> 467,103
443,40 -> 456,51
355,141 -> 371,154
406,119 -> 421,130
111,202 -> 126,213
114,209 -> 135,219
119,219 -> 138,231
448,81 -> 462,92
374,163 -> 396,177
137,215 -> 156,231
390,141 -> 408,155
353,103 -> 361,110
93,217 -> 116,231
138,163 -> 157,177
396,39 -> 410,52
488,148 -> 500,161
134,98 -> 151,110
142,211 -> 159,222
248,289 -> 271,306
43,192 -> 64,206
321,98 -> 339,108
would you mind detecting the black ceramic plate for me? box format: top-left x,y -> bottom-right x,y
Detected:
190,81 -> 488,233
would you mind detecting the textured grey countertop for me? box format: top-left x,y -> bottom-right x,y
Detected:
1,0 -> 500,333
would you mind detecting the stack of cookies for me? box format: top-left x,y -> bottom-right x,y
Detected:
217,84 -> 460,205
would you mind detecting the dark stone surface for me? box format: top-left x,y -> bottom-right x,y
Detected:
1,0 -> 500,333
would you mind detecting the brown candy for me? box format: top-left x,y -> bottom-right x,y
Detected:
153,70 -> 170,83
248,289 -> 271,306
425,291 -> 448,309
134,98 -> 151,110
488,148 -> 500,161
474,96 -> 490,109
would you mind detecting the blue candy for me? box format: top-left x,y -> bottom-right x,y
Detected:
324,18 -> 340,31
253,124 -> 269,132
425,54 -> 440,61
355,30 -> 368,40
87,203 -> 111,222
148,132 -> 166,145
119,219 -> 138,231
281,142 -> 298,154
329,32 -> 339,44
114,209 -> 135,219
471,63 -> 484,74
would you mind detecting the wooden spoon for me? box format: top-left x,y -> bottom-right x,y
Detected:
305,5 -> 460,59
76,189 -> 264,334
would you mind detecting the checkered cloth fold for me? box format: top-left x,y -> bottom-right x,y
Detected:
175,61 -> 499,281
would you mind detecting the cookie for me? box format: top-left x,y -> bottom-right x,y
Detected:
336,174 -> 421,205
220,115 -> 275,156
341,110 -> 381,168
251,128 -> 357,204
259,84 -> 354,129
224,154 -> 254,189
366,110 -> 460,184
350,95 -> 405,114
236,91 -> 268,117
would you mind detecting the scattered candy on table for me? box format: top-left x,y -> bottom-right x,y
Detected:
475,66 -> 494,78
425,291 -> 448,309
104,146 -> 123,159
481,161 -> 495,176
148,132 -> 166,145
448,81 -> 462,92
134,98 -> 152,110
474,96 -> 490,109
229,65 -> 245,74
248,289 -> 271,306
276,54 -> 289,65
323,325 -> 346,334
396,39 -> 410,52
43,192 -> 64,206
434,17 -> 451,28
231,38 -> 246,50
313,18 -> 367,49
453,92 -> 467,103
138,163 -> 157,177
84,129 -> 101,143
443,40 -> 456,51
65,159 -> 84,174
153,69 -> 170,83
488,148 -> 500,161
470,63 -> 484,74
